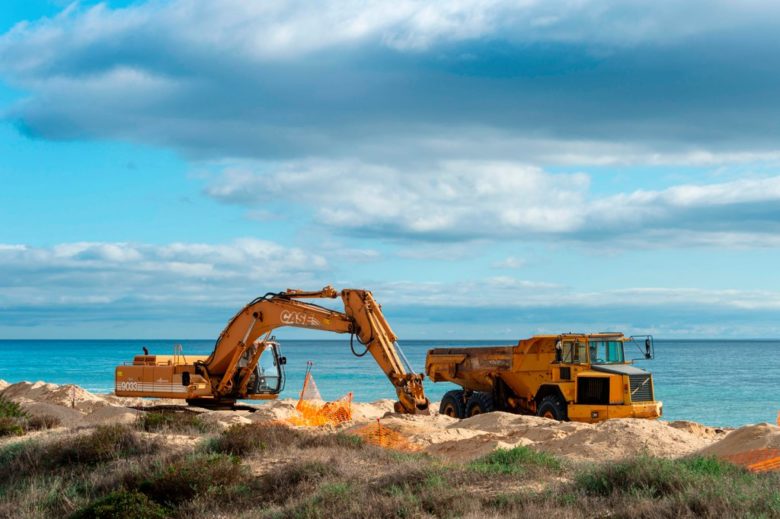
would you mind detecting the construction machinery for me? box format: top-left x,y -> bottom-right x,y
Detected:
114,287 -> 429,414
426,333 -> 661,423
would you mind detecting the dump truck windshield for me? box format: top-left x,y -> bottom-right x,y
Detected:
589,339 -> 625,364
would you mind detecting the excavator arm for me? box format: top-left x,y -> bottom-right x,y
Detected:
198,286 -> 429,414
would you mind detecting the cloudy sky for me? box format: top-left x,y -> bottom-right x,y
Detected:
1,0 -> 779,339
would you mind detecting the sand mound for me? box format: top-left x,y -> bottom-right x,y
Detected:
248,399 -> 300,422
540,419 -> 710,461
667,420 -> 728,439
6,379 -> 762,466
1,381 -> 110,413
0,379 -> 8,392
699,423 -> 780,458
19,401 -> 84,427
199,410 -> 253,430
102,395 -> 188,408
249,398 -> 396,426
84,406 -> 141,426
351,399 -> 395,421
368,411 -> 713,462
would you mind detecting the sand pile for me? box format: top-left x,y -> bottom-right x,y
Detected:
698,423 -> 780,458
540,418 -> 711,461
0,380 -> 139,427
1,381 -> 109,413
102,394 -> 187,408
667,420 -> 729,439
2,379 -> 776,468
391,412 -> 713,462
200,410 -> 254,430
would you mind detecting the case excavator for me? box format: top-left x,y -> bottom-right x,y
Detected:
114,286 -> 429,414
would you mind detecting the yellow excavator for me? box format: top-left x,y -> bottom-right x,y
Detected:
114,286 -> 429,414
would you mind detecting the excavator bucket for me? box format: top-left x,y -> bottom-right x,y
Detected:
394,374 -> 430,415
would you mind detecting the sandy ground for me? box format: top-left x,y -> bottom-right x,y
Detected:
2,379 -> 778,464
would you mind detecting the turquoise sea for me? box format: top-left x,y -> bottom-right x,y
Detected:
0,339 -> 778,428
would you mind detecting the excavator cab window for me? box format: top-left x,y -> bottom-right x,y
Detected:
248,344 -> 284,394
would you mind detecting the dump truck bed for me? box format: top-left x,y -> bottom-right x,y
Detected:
426,345 -> 515,393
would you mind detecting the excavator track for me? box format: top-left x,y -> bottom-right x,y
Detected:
130,403 -> 258,413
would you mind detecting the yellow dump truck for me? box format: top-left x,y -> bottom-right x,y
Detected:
425,333 -> 662,423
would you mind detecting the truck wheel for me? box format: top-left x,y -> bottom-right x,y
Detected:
466,392 -> 495,417
439,390 -> 466,418
537,395 -> 567,421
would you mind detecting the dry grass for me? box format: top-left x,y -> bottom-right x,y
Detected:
0,395 -> 61,437
0,420 -> 778,519
137,410 -> 216,435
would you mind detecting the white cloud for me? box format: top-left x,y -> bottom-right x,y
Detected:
3,0 -> 780,164
373,279 -> 780,311
492,257 -> 525,269
0,239 -> 328,308
3,0 -> 775,61
3,241 -> 779,338
206,160 -> 780,246
207,159 -> 589,239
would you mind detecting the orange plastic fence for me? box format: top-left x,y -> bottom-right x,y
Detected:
717,410 -> 780,472
350,419 -> 421,452
722,448 -> 780,473
286,368 -> 353,427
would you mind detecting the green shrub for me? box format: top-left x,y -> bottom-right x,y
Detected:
575,455 -> 745,498
262,460 -> 337,503
0,396 -> 29,437
52,425 -> 152,466
0,425 -> 158,488
299,432 -> 364,450
70,490 -> 168,519
207,423 -> 302,455
375,466 -> 447,494
469,446 -> 562,475
26,414 -> 62,431
139,453 -> 246,506
139,411 -> 211,434
0,416 -> 25,437
0,395 -> 27,418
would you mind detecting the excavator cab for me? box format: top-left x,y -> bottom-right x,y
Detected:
242,340 -> 287,397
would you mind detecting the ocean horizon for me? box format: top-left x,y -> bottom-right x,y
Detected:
2,338 -> 778,428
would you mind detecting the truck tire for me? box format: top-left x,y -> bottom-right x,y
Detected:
439,390 -> 466,418
537,394 -> 567,421
466,392 -> 495,417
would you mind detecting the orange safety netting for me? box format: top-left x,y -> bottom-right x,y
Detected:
286,364 -> 353,427
350,419 -> 421,452
722,448 -> 780,473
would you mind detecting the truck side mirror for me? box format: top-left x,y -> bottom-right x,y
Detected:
645,339 -> 652,359
279,356 -> 287,365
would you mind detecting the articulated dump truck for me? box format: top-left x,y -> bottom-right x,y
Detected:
425,333 -> 662,423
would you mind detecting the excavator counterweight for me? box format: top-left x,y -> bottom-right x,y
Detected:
114,286 -> 430,414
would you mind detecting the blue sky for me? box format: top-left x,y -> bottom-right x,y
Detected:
1,0 -> 779,339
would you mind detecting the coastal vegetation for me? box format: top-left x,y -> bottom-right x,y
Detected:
0,395 -> 60,437
0,417 -> 778,518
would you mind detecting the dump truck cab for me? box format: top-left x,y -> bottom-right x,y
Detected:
426,333 -> 662,424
